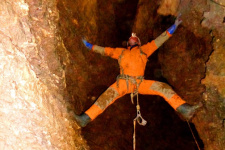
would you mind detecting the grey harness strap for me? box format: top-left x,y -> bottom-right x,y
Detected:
116,74 -> 144,92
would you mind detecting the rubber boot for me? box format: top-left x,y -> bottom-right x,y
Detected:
176,103 -> 202,121
73,113 -> 91,127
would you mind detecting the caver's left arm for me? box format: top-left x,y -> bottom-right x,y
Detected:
141,14 -> 182,58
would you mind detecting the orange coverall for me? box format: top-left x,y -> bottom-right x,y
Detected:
85,31 -> 186,120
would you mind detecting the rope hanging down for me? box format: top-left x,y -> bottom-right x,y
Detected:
131,91 -> 147,150
117,74 -> 146,150
186,121 -> 201,150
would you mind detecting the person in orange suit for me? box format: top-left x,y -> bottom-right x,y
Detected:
73,15 -> 201,127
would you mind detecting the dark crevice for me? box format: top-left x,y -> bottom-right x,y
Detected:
112,0 -> 139,43
200,35 -> 214,84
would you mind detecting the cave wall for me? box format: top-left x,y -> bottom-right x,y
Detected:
58,0 -> 120,114
1,0 -> 225,149
0,0 -> 88,149
183,1 -> 225,149
157,0 -> 225,149
200,0 -> 225,148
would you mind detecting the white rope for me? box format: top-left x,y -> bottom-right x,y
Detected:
132,92 -> 147,150
133,119 -> 136,150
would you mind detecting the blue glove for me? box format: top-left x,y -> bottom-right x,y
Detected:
167,13 -> 182,34
82,39 -> 93,50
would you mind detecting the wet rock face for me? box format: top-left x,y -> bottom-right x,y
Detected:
176,0 -> 225,149
0,0 -> 87,149
158,29 -> 212,104
155,1 -> 225,149
157,0 -> 180,16
201,40 -> 225,150
57,0 -> 121,114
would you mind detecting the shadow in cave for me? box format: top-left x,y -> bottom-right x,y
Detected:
94,0 -> 140,47
112,0 -> 139,43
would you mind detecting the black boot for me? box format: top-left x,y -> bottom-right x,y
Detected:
176,103 -> 202,121
73,113 -> 91,127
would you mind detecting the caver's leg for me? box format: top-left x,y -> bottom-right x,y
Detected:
138,80 -> 201,121
73,80 -> 131,127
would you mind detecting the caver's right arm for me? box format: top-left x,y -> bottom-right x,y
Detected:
82,39 -> 124,60
141,14 -> 182,58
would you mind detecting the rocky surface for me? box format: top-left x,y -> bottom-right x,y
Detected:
1,0 -> 225,150
0,0 -> 88,149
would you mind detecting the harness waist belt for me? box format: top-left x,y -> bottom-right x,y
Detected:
116,74 -> 144,91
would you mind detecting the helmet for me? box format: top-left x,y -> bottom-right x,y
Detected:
128,33 -> 141,46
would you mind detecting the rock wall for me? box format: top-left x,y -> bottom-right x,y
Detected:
157,0 -> 225,149
0,0 -> 88,149
200,1 -> 225,149
57,0 -> 120,114
1,0 -> 225,149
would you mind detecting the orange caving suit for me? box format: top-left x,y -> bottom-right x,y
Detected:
85,31 -> 186,120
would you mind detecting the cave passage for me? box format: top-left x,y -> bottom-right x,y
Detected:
2,0 -> 225,149
57,0 -> 208,149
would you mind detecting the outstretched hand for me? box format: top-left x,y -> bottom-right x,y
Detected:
167,13 -> 182,35
175,13 -> 182,27
82,38 -> 93,50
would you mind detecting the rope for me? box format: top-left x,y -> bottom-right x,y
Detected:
186,121 -> 201,150
133,119 -> 136,150
116,74 -> 146,150
132,87 -> 147,150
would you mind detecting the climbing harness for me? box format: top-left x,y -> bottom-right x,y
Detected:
116,74 -> 143,92
186,120 -> 201,150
